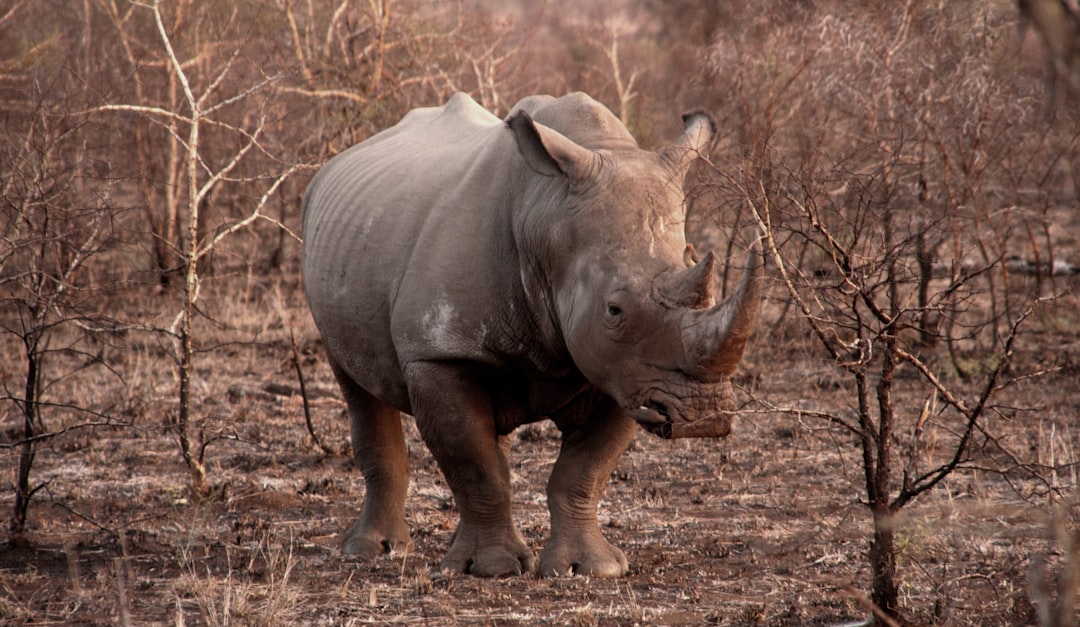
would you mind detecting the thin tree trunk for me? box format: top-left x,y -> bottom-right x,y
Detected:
915,227 -> 937,347
176,321 -> 207,496
10,340 -> 39,535
870,503 -> 899,616
368,0 -> 389,92
176,87 -> 208,497
161,0 -> 208,496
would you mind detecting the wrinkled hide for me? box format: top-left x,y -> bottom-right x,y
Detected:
301,92 -> 763,577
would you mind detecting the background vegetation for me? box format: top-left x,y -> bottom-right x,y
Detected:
3,0 -> 1079,624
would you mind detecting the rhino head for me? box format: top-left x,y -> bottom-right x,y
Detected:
508,105 -> 763,438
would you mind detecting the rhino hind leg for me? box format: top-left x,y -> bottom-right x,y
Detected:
540,399 -> 637,578
404,362 -> 535,577
331,360 -> 412,555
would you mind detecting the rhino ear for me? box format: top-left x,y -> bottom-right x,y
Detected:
507,110 -> 598,180
662,110 -> 717,178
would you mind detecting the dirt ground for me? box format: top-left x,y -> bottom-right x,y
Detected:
2,258 -> 1079,626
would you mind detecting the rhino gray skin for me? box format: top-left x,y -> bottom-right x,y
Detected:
301,92 -> 763,578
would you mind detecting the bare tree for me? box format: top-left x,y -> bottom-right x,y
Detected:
742,165 -> 1043,614
703,0 -> 1070,619
95,0 -> 308,496
1,87 -> 121,536
598,16 -> 639,128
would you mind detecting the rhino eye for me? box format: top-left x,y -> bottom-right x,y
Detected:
606,303 -> 623,317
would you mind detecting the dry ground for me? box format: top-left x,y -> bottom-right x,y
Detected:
2,262 -> 1079,626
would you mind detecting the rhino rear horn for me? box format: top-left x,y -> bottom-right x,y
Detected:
681,239 -> 764,378
661,110 -> 717,178
507,110 -> 600,181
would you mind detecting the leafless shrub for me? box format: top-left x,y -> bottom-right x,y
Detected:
701,0 -> 1077,620
90,0 -> 312,496
1,72 -> 128,536
277,0 -> 541,140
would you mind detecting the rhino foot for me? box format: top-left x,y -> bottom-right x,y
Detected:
340,517 -> 412,556
538,529 -> 628,578
440,523 -> 535,577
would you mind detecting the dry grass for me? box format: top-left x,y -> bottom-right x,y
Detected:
2,260 -> 1078,624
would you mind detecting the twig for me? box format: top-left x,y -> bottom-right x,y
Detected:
278,86 -> 368,103
193,162 -> 312,263
289,325 -> 333,456
743,397 -> 862,437
0,419 -> 121,449
49,498 -> 120,540
891,297 -> 1044,509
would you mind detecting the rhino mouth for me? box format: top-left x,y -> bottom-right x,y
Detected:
627,380 -> 736,439
629,400 -> 672,428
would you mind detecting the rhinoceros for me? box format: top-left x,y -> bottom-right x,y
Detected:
301,92 -> 762,578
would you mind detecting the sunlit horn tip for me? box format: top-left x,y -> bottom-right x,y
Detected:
683,243 -> 700,266
661,250 -> 717,309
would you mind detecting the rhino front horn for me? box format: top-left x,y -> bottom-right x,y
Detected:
681,239 -> 764,378
658,250 -> 718,309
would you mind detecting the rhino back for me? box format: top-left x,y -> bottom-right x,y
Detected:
302,94 -> 532,409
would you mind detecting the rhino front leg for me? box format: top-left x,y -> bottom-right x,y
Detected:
331,360 -> 412,556
405,362 -> 535,577
541,399 -> 637,577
